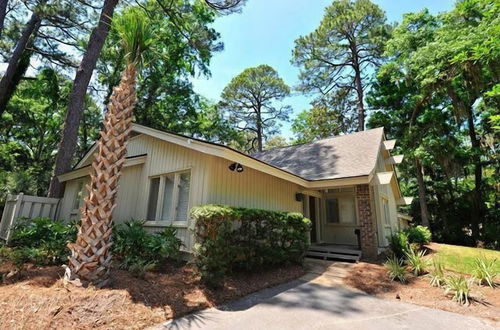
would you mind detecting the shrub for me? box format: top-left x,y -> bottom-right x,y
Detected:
384,256 -> 408,283
472,256 -> 497,287
405,248 -> 430,276
445,275 -> 474,305
112,220 -> 182,275
404,225 -> 432,246
191,205 -> 311,285
9,217 -> 77,264
428,258 -> 445,287
388,231 -> 409,259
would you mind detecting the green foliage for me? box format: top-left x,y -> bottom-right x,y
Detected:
428,258 -> 445,287
112,220 -> 182,274
404,248 -> 430,276
8,217 -> 77,265
219,64 -> 291,152
405,226 -> 432,246
472,256 -> 498,287
388,231 -> 409,259
384,256 -> 408,283
191,205 -> 311,286
292,0 -> 391,131
444,275 -> 474,305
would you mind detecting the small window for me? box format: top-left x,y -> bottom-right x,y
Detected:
326,198 -> 339,223
73,181 -> 84,210
147,177 -> 160,220
382,198 -> 390,225
326,197 -> 356,224
147,170 -> 191,223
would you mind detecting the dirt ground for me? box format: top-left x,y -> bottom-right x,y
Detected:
0,261 -> 305,330
344,261 -> 500,323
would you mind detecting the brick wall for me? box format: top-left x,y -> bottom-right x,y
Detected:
356,184 -> 378,259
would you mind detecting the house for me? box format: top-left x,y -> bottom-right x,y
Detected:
57,123 -> 412,259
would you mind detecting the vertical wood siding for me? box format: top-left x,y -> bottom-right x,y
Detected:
60,134 -> 303,252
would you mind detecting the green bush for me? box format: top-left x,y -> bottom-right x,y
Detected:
388,231 -> 409,259
191,205 -> 311,285
112,220 -> 182,275
9,217 -> 77,265
384,256 -> 408,283
472,256 -> 497,287
404,226 -> 432,246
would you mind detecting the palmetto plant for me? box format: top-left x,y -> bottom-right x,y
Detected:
64,8 -> 154,287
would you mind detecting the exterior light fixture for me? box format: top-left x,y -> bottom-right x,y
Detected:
228,162 -> 244,173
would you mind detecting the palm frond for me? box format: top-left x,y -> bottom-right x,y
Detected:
113,7 -> 155,67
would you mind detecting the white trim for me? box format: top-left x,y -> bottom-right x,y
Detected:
383,139 -> 396,151
397,213 -> 413,221
397,197 -> 414,206
58,155 -> 147,182
372,172 -> 394,185
385,155 -> 404,165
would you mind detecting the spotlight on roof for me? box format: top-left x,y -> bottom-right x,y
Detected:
228,162 -> 244,173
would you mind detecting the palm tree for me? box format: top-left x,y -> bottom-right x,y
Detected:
64,8 -> 154,287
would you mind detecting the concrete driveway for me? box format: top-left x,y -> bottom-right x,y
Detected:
154,261 -> 496,330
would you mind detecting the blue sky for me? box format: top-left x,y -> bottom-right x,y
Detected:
192,0 -> 456,140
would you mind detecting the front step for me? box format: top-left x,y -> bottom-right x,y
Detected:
306,245 -> 361,262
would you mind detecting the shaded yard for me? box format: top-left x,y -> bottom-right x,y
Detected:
0,260 -> 304,330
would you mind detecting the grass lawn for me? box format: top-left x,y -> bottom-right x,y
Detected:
429,243 -> 500,275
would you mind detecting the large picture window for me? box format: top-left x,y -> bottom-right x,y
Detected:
147,171 -> 191,223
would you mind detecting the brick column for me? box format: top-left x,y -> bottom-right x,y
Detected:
356,184 -> 377,259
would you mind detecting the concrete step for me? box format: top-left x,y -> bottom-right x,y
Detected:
306,251 -> 360,262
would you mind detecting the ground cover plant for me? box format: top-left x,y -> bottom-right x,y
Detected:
383,256 -> 408,283
7,217 -> 77,266
444,274 -> 474,305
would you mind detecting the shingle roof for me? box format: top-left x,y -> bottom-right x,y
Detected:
251,127 -> 385,181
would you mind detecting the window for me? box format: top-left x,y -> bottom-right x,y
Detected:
147,171 -> 191,223
72,181 -> 84,210
382,198 -> 390,225
325,197 -> 356,224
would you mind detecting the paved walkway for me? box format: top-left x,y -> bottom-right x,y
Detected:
153,260 -> 497,330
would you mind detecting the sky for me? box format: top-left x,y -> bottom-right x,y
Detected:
191,0 -> 456,140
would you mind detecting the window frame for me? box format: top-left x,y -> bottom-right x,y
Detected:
323,191 -> 358,226
146,169 -> 192,226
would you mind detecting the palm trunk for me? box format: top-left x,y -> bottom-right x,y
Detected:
65,64 -> 136,287
48,0 -> 119,198
0,10 -> 41,115
466,109 -> 482,240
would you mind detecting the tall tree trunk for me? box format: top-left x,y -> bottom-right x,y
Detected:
48,0 -> 119,198
65,64 -> 136,287
0,0 -> 7,38
466,108 -> 482,240
256,109 -> 263,152
0,48 -> 32,112
353,63 -> 365,131
0,11 -> 41,115
414,158 -> 430,227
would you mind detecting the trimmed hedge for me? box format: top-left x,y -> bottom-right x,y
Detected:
191,204 -> 311,285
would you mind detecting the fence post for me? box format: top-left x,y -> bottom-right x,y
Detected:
6,193 -> 24,243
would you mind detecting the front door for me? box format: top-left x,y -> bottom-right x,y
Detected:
309,196 -> 317,243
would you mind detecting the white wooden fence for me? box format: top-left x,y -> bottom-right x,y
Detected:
0,193 -> 60,242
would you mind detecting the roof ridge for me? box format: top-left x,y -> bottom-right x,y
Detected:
254,127 -> 385,155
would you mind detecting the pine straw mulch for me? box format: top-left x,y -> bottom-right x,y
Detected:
343,261 -> 500,324
0,261 -> 305,330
